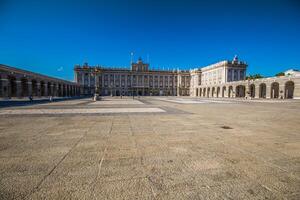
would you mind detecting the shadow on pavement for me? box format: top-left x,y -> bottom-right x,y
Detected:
0,97 -> 87,108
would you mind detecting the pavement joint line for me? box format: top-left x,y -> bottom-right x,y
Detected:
1,97 -> 300,199
128,116 -> 158,199
90,117 -> 114,200
23,124 -> 94,200
0,107 -> 166,115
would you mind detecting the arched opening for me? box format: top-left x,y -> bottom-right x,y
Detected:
68,86 -> 70,96
67,85 -> 70,96
53,83 -> 57,96
195,89 -> 198,96
199,88 -> 202,97
203,88 -> 206,97
228,86 -> 233,98
0,75 -> 2,96
207,88 -> 210,97
133,90 -> 137,96
63,85 -> 66,96
216,87 -> 220,97
222,86 -> 226,97
21,78 -> 28,97
116,90 -> 120,96
66,86 -> 69,96
47,82 -> 52,96
69,85 -> 72,96
8,76 -> 17,97
31,79 -> 38,96
58,84 -> 62,96
73,86 -> 76,96
259,83 -> 266,98
138,90 -> 142,96
236,85 -> 245,97
249,84 -> 255,98
40,81 -> 45,96
285,81 -> 294,99
212,87 -> 215,97
271,82 -> 279,99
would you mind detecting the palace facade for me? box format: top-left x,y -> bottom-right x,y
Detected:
74,58 -> 191,96
1,56 -> 298,99
189,56 -> 299,99
74,56 -> 300,99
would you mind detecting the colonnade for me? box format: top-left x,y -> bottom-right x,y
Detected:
0,68 -> 81,98
194,78 -> 298,99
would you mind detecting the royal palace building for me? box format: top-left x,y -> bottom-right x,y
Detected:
74,58 -> 191,96
1,56 -> 298,99
74,56 -> 300,99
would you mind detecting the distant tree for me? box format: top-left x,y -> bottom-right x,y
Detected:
275,72 -> 285,77
246,74 -> 264,80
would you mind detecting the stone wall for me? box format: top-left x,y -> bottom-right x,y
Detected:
191,76 -> 300,99
0,64 -> 81,98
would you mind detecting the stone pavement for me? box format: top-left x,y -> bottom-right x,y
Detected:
0,97 -> 299,199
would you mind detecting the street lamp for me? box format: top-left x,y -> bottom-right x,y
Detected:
91,68 -> 100,101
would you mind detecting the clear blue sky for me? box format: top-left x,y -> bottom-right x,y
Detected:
0,0 -> 300,81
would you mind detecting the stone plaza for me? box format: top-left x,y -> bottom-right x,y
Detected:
0,96 -> 299,199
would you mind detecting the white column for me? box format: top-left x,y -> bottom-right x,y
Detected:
224,67 -> 227,83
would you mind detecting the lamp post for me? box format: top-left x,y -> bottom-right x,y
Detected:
91,68 -> 100,101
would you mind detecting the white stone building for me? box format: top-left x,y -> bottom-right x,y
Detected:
74,58 -> 190,96
190,56 -> 300,99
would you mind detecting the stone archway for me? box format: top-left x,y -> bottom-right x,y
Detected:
203,88 -> 206,97
0,75 -> 2,96
259,83 -> 266,98
212,87 -> 215,97
47,82 -> 52,96
31,79 -> 38,96
199,88 -> 202,97
8,76 -> 17,97
271,82 -> 279,99
285,81 -> 294,99
228,86 -> 233,98
207,88 -> 210,97
222,86 -> 226,97
63,85 -> 66,96
195,88 -> 198,97
236,85 -> 245,97
21,78 -> 29,97
249,84 -> 255,98
58,84 -> 62,96
40,81 -> 45,96
216,87 -> 220,97
53,83 -> 57,96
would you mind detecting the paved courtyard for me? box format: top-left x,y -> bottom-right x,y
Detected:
0,97 -> 299,199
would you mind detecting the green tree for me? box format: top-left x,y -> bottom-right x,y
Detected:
275,72 -> 285,77
246,74 -> 264,80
